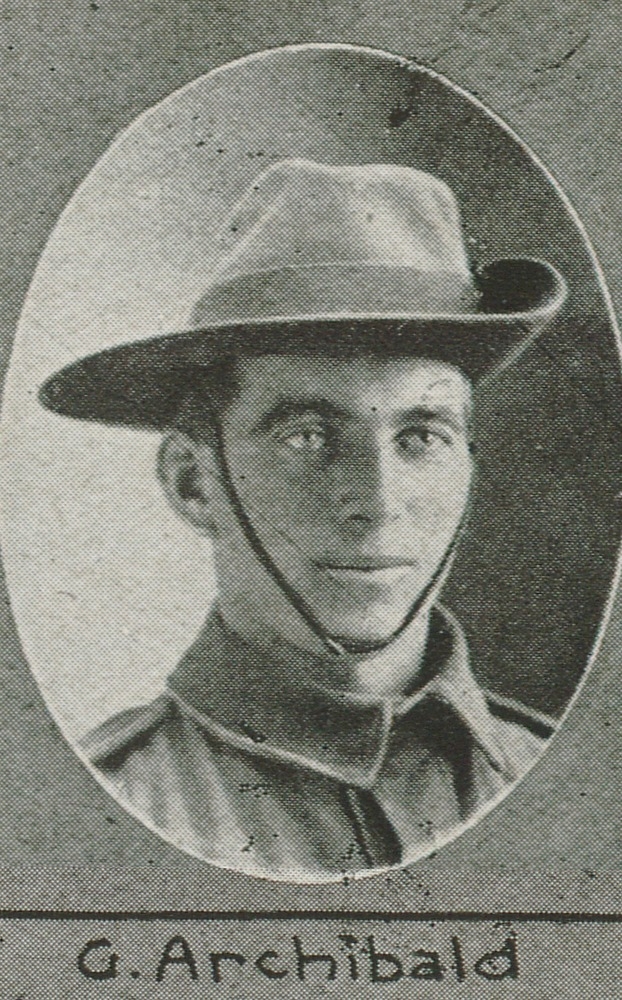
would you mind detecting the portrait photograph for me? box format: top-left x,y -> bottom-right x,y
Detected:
1,40 -> 620,884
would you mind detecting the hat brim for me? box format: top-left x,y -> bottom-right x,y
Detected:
39,258 -> 566,430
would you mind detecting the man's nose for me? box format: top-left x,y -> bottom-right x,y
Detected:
331,438 -> 405,531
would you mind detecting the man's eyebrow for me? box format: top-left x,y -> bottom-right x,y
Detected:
251,397 -> 351,434
252,399 -> 469,434
397,405 -> 468,432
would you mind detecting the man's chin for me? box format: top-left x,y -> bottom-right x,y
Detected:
329,632 -> 400,654
319,609 -> 419,652
305,578 -> 425,638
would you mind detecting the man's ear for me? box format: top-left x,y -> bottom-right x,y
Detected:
157,430 -> 221,536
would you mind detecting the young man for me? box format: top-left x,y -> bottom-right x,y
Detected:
40,159 -> 567,880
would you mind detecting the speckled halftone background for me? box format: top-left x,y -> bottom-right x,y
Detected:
1,0 -> 622,917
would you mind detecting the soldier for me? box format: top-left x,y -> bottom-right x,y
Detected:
40,159 -> 566,880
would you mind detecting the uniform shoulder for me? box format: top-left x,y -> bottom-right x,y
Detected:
483,688 -> 558,741
79,694 -> 174,770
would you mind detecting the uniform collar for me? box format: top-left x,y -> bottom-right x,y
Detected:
167,604 -> 508,787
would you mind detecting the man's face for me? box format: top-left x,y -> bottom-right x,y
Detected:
203,353 -> 473,646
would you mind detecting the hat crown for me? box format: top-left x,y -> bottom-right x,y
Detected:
189,160 -> 480,329
209,159 -> 471,288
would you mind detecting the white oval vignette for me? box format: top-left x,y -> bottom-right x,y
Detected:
0,42 -> 620,882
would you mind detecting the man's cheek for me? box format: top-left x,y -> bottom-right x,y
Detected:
416,470 -> 472,517
406,490 -> 469,524
240,473 -> 326,522
232,457 -> 324,508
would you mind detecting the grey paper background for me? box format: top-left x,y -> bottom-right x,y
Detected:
1,0 -> 622,896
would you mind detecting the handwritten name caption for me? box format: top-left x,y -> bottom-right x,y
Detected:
77,931 -> 518,985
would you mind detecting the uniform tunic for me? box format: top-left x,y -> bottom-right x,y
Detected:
82,605 -> 554,880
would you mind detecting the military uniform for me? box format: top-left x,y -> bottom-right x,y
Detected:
82,604 -> 554,880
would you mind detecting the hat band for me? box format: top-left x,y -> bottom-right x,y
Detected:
190,264 -> 479,328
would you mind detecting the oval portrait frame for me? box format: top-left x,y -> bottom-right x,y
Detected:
1,42 -> 621,883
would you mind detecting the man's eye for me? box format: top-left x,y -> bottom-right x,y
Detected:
281,428 -> 326,451
397,427 -> 452,456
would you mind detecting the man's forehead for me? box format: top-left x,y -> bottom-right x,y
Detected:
233,353 -> 472,413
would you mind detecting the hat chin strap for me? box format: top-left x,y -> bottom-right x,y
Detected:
211,412 -> 463,657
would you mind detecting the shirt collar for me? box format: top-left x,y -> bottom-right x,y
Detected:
167,604 -> 508,787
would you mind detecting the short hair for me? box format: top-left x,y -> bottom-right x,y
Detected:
171,354 -> 241,441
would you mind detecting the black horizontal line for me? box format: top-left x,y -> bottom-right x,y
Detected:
0,909 -> 619,924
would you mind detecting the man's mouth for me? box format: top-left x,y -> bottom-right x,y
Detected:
318,560 -> 417,586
